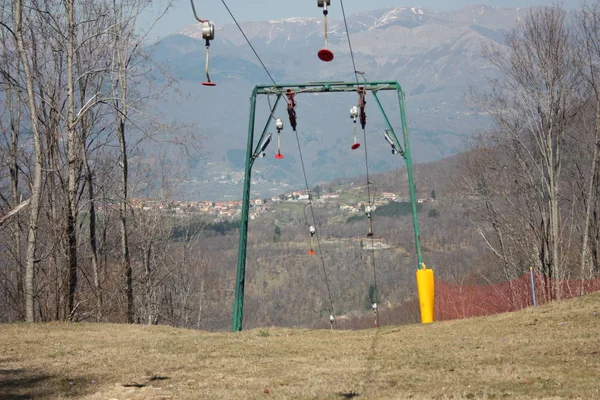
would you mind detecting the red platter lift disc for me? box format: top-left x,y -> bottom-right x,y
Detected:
318,48 -> 334,62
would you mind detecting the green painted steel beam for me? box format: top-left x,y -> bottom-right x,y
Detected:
233,92 -> 284,332
232,87 -> 258,332
397,91 -> 424,270
252,94 -> 283,163
370,91 -> 423,270
370,92 -> 405,156
255,81 -> 402,95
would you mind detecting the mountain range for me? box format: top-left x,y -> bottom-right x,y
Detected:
148,5 -> 524,200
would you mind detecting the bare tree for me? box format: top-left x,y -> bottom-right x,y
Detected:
0,4 -> 25,320
63,0 -> 80,319
106,0 -> 174,323
13,0 -> 44,322
0,0 -> 200,326
576,3 -> 600,279
469,6 -> 585,298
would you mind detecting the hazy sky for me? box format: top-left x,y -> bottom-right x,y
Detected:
141,0 -> 571,42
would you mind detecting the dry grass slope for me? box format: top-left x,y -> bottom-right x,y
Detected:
1,293 -> 599,399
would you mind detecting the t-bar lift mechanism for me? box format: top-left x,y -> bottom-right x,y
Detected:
317,0 -> 334,62
190,0 -> 216,86
232,81 -> 435,332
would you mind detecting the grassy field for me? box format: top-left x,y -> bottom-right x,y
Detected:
1,293 -> 599,399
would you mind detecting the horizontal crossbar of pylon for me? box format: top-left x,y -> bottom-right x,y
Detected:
255,81 -> 402,95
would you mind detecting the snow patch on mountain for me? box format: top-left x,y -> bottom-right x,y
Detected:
267,17 -> 318,25
373,8 -> 406,29
367,7 -> 429,30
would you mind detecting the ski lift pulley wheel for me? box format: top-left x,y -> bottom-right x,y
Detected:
202,21 -> 215,41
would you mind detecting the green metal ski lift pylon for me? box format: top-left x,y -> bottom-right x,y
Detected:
232,81 -> 426,332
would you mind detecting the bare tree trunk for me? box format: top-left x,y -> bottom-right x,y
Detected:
46,123 -> 61,320
143,242 -> 152,325
549,170 -> 562,299
63,0 -> 79,320
111,3 -> 134,323
83,148 -> 102,321
117,117 -> 133,323
197,279 -> 204,329
14,0 -> 43,323
7,82 -> 24,319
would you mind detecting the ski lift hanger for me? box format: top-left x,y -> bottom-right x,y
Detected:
190,0 -> 216,86
317,0 -> 334,62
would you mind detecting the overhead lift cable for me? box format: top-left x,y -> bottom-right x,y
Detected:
340,0 -> 380,327
287,94 -> 337,328
220,0 -> 278,87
